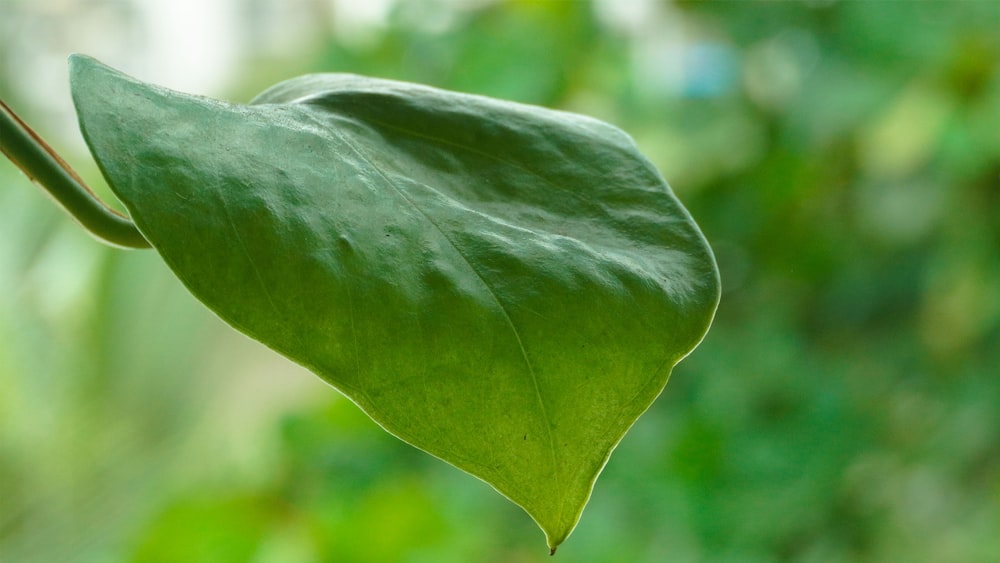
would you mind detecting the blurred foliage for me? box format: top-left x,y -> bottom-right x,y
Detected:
2,0 -> 1000,561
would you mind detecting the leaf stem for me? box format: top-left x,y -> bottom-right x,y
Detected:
0,97 -> 150,249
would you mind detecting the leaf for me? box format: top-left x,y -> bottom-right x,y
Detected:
69,55 -> 720,550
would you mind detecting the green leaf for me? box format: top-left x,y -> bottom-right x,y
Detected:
69,54 -> 720,550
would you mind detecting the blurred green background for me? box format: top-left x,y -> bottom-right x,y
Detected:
2,1 -> 999,561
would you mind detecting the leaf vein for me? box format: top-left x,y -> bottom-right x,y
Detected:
323,124 -> 560,474
217,192 -> 283,320
327,110 -> 603,212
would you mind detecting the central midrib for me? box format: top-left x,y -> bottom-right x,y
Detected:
320,117 -> 561,478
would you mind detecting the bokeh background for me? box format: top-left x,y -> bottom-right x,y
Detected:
2,1 -> 1000,561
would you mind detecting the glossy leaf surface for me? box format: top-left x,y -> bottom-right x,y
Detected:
69,55 -> 719,549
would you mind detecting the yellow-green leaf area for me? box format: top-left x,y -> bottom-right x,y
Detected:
69,55 -> 720,550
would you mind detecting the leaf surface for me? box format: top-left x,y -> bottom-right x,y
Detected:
69,55 -> 720,549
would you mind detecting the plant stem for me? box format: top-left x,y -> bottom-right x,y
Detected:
0,97 -> 150,249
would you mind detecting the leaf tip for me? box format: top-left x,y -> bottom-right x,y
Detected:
550,546 -> 557,556
68,53 -> 131,103
67,53 -> 99,79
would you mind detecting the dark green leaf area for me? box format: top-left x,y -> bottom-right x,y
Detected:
70,55 -> 719,549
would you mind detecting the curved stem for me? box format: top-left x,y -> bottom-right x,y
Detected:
0,97 -> 150,249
